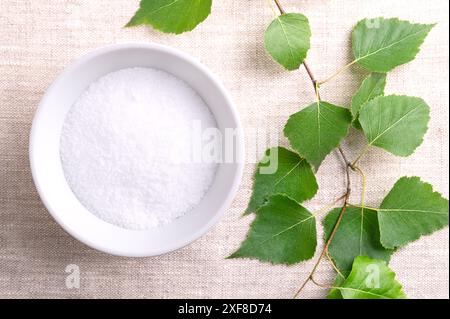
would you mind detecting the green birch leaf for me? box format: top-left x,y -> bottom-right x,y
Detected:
351,73 -> 387,129
352,18 -> 435,72
337,256 -> 407,299
284,102 -> 352,170
126,0 -> 212,34
359,95 -> 430,157
324,207 -> 394,273
264,13 -> 311,70
378,177 -> 449,249
246,147 -> 318,214
229,195 -> 317,265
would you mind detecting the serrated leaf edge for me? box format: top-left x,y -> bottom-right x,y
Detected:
359,94 -> 431,157
245,147 -> 318,215
378,176 -> 449,249
322,206 -> 394,274
125,0 -> 212,34
335,256 -> 407,299
229,194 -> 317,266
351,73 -> 387,127
264,13 -> 311,71
284,102 -> 352,170
352,17 -> 436,72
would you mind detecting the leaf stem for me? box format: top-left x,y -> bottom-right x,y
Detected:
274,0 -> 285,14
326,250 -> 345,278
353,166 -> 366,208
318,60 -> 358,86
267,0 -> 278,17
352,144 -> 371,167
315,82 -> 321,102
348,204 -> 379,211
310,276 -> 333,289
312,193 -> 348,217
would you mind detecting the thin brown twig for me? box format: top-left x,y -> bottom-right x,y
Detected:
294,189 -> 350,298
271,0 -> 353,299
338,147 -> 351,170
338,147 -> 352,193
311,193 -> 348,217
274,0 -> 285,14
302,61 -> 320,97
272,0 -> 320,98
310,276 -> 333,289
294,143 -> 353,298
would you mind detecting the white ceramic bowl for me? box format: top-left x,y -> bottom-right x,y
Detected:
30,43 -> 244,257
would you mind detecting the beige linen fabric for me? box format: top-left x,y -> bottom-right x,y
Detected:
0,0 -> 448,299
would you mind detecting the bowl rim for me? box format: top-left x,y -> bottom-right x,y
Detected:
29,42 -> 245,257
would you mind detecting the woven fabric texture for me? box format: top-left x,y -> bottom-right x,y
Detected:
0,0 -> 448,298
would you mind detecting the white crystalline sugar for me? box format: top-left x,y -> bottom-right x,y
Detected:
60,67 -> 219,230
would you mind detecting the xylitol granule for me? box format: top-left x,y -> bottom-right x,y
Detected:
60,67 -> 219,230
